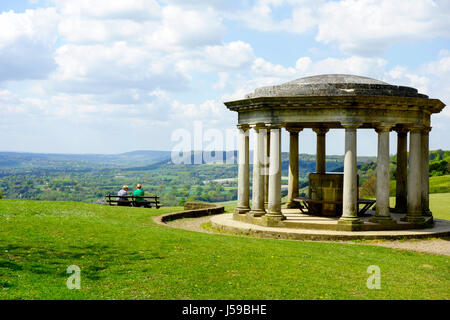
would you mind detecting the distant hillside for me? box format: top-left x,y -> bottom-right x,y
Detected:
0,149 -> 376,205
0,151 -> 172,169
0,149 -> 446,206
0,150 -> 376,172
358,149 -> 450,197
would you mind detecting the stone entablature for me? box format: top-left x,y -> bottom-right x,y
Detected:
226,96 -> 444,128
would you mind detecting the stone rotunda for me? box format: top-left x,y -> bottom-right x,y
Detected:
223,74 -> 446,232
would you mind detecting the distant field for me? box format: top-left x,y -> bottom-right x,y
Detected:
2,199 -> 449,300
429,175 -> 450,194
424,193 -> 450,220
387,193 -> 449,220
389,175 -> 450,195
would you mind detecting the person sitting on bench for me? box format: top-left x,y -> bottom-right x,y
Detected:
117,185 -> 130,206
133,184 -> 149,208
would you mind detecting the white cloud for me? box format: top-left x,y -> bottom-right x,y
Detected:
251,57 -> 298,77
47,1 -> 231,95
308,56 -> 388,77
232,55 -> 388,100
0,8 -> 59,81
174,41 -> 255,74
0,8 -> 58,48
56,1 -> 223,49
316,0 -> 450,55
235,0 -> 319,34
204,41 -> 254,69
423,50 -> 450,76
170,99 -> 233,129
232,0 -> 450,56
386,66 -> 430,94
213,72 -> 229,90
0,0 -> 449,153
58,17 -> 147,44
52,0 -> 161,20
51,38 -> 196,93
249,55 -> 387,80
150,6 -> 224,48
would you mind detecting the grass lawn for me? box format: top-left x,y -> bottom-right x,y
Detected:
0,199 -> 449,300
429,193 -> 450,220
390,175 -> 450,196
388,193 -> 450,220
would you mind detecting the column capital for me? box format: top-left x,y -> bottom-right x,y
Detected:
374,123 -> 394,133
341,122 -> 362,129
407,124 -> 424,133
393,126 -> 409,135
312,127 -> 330,135
237,124 -> 250,131
422,126 -> 432,134
249,123 -> 267,131
266,123 -> 282,129
285,126 -> 303,134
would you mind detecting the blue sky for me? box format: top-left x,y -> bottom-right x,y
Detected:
0,0 -> 449,156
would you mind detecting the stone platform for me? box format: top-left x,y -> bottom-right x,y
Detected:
210,209 -> 450,240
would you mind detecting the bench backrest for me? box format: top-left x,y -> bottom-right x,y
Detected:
106,194 -> 160,206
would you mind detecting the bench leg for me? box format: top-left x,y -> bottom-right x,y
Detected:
358,203 -> 372,216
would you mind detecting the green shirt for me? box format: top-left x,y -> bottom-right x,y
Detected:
133,189 -> 145,201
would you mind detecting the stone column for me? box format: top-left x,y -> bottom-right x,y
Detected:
394,128 -> 408,213
264,131 -> 270,207
338,123 -> 363,229
421,127 -> 432,217
370,125 -> 396,224
249,124 -> 266,217
406,126 -> 424,224
235,125 -> 250,214
265,124 -> 285,224
286,127 -> 303,208
313,128 -> 329,174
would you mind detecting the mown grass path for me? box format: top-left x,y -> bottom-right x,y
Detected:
0,200 -> 449,299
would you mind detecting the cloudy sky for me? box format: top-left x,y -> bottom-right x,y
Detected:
0,0 -> 449,156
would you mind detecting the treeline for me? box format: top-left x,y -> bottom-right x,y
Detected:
0,163 -> 238,206
358,149 -> 450,197
0,150 -> 447,206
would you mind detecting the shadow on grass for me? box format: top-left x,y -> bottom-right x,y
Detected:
0,243 -> 168,282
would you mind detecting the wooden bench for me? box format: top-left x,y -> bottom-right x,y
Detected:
293,196 -> 375,217
106,194 -> 161,209
357,198 -> 376,215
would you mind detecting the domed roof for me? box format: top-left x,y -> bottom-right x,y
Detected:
245,74 -> 428,98
287,74 -> 388,85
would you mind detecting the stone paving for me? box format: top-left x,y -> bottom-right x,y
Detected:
164,213 -> 450,256
210,213 -> 450,241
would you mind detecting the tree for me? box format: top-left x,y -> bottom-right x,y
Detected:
359,175 -> 377,198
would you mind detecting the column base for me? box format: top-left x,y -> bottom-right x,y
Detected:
422,209 -> 433,217
249,209 -> 266,217
337,217 -> 364,231
392,206 -> 407,214
234,207 -> 250,215
261,214 -> 286,227
401,215 -> 425,224
369,216 -> 397,225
